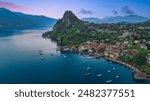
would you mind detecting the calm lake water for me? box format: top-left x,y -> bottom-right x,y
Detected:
0,28 -> 149,84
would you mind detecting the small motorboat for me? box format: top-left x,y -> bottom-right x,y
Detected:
113,68 -> 116,70
86,67 -> 91,71
97,74 -> 102,77
106,80 -> 112,83
64,55 -> 67,58
87,56 -> 94,59
85,73 -> 91,76
38,50 -> 42,52
39,53 -> 43,55
50,54 -> 54,56
107,70 -> 111,73
41,57 -> 45,60
116,76 -> 119,78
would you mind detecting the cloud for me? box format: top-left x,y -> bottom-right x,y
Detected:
121,6 -> 134,15
79,9 -> 93,15
0,1 -> 31,12
112,10 -> 118,15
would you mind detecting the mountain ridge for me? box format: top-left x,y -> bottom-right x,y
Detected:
82,15 -> 150,23
0,7 -> 57,29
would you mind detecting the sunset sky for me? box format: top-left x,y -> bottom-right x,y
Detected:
0,0 -> 150,19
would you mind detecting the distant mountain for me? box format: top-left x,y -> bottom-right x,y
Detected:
82,15 -> 150,24
143,20 -> 150,23
82,17 -> 101,23
43,10 -> 150,48
0,8 -> 56,29
141,20 -> 150,26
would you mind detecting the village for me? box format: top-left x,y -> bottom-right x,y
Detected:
60,39 -> 150,81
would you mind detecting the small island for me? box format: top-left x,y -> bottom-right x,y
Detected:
43,11 -> 150,81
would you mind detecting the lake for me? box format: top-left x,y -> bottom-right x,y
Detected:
0,28 -> 149,84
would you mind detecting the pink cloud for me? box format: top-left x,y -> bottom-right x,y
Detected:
0,1 -> 31,12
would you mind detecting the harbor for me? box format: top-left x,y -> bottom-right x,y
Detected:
60,46 -> 150,81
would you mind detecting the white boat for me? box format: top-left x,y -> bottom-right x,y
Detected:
64,55 -> 67,58
113,68 -> 116,70
97,74 -> 102,77
86,67 -> 91,71
87,57 -> 91,59
107,70 -> 111,73
87,56 -> 94,59
106,80 -> 112,83
85,73 -> 91,76
116,76 -> 119,78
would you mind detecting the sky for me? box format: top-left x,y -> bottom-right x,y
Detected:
0,0 -> 150,19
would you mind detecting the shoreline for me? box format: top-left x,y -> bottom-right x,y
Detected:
60,46 -> 150,81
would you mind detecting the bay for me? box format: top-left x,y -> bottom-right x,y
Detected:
0,28 -> 148,84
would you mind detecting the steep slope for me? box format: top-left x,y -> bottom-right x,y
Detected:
53,11 -> 83,32
43,11 -> 90,45
0,8 -> 56,29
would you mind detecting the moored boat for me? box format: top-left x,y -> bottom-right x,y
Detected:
107,70 -> 111,73
97,74 -> 102,77
106,80 -> 112,83
85,73 -> 91,76
86,67 -> 91,71
41,57 -> 45,60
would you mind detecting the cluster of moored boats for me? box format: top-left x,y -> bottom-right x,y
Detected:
84,65 -> 120,84
38,50 -> 58,60
38,49 -> 69,61
38,50 -> 120,84
38,50 -> 45,60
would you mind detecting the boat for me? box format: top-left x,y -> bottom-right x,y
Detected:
87,57 -> 90,59
106,80 -> 112,83
107,70 -> 111,73
113,68 -> 116,70
87,56 -> 94,59
41,57 -> 45,60
116,76 -> 119,78
38,50 -> 42,52
85,73 -> 91,76
39,53 -> 43,55
64,55 -> 67,58
86,67 -> 91,71
97,74 -> 102,77
57,54 -> 60,56
50,54 -> 54,56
